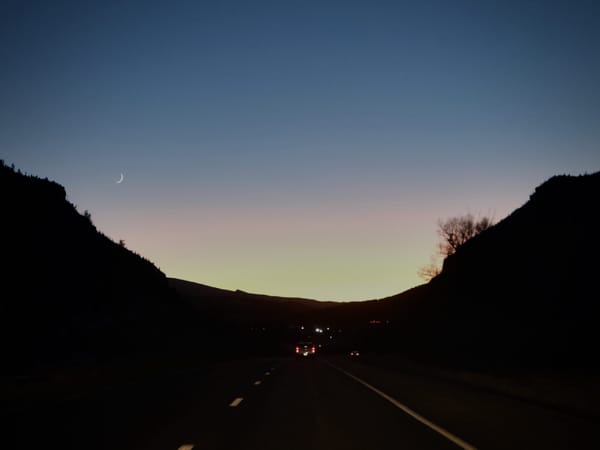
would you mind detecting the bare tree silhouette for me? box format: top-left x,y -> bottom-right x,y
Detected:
419,214 -> 493,281
417,255 -> 442,281
437,214 -> 493,257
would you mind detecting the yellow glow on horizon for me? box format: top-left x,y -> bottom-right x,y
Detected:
90,191 -> 518,302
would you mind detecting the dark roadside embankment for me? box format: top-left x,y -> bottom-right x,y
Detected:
350,353 -> 600,421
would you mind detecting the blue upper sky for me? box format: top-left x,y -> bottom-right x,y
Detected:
2,0 -> 599,300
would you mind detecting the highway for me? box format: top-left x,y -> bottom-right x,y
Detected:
5,356 -> 600,449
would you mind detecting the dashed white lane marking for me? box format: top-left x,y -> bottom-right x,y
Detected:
229,397 -> 244,407
326,362 -> 478,450
265,371 -> 271,376
254,380 -> 262,386
178,445 -> 194,450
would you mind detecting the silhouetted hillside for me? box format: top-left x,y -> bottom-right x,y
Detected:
0,162 -> 196,372
431,172 -> 600,367
5,160 -> 598,371
0,162 -> 343,371
325,172 -> 600,368
169,278 -> 335,325
168,279 -> 341,356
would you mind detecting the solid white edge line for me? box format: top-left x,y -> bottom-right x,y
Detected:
229,397 -> 244,407
326,361 -> 478,450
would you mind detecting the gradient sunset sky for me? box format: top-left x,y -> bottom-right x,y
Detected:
2,0 -> 599,301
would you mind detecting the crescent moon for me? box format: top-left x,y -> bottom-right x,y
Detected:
116,173 -> 124,184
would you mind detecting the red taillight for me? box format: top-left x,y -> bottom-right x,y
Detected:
295,346 -> 300,353
311,346 -> 316,353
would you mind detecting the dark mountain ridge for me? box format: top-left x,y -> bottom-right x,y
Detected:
0,162 -> 340,371
0,162 -> 195,371
168,277 -> 335,325
3,160 -> 598,371
320,172 -> 600,368
433,172 -> 600,366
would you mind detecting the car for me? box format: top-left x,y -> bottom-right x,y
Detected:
295,342 -> 316,356
349,350 -> 360,357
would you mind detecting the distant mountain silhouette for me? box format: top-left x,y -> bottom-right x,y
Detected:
169,278 -> 335,325
0,161 -> 196,372
4,160 -> 599,371
0,162 -> 339,371
323,172 -> 600,368
168,279 -> 342,355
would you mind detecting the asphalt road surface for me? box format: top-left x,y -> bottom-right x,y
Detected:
5,356 -> 600,449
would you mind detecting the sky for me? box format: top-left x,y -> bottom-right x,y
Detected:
1,0 -> 599,301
